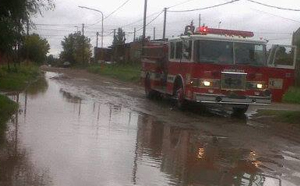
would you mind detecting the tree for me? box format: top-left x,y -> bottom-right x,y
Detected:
20,34 -> 50,64
0,0 -> 54,68
60,32 -> 92,65
112,28 -> 126,46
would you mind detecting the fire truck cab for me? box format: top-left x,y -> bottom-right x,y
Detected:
141,26 -> 297,114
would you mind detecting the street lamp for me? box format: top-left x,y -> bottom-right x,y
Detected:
78,6 -> 104,48
74,26 -> 79,32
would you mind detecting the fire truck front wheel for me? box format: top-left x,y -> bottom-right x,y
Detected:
174,81 -> 186,110
232,105 -> 249,115
145,75 -> 156,99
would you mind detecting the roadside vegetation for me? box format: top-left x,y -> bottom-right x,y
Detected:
87,63 -> 140,83
283,87 -> 300,104
255,109 -> 300,125
0,64 -> 41,142
0,95 -> 18,141
0,65 -> 40,91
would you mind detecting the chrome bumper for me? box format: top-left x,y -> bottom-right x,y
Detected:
194,93 -> 271,105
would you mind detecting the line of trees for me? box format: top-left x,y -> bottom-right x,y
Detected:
0,0 -> 54,68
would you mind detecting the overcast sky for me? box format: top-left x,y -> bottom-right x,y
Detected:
31,0 -> 300,56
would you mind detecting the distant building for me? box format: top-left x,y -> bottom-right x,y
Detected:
292,27 -> 300,46
94,47 -> 112,63
110,41 -> 143,63
129,41 -> 143,63
292,27 -> 300,59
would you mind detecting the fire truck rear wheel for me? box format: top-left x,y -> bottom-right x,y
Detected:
145,75 -> 155,99
232,105 -> 249,115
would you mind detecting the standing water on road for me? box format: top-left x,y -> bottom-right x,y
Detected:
1,72 -> 299,186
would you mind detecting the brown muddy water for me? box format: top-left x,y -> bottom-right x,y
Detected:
1,72 -> 299,186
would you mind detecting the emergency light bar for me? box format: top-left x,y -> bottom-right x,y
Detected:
196,26 -> 254,38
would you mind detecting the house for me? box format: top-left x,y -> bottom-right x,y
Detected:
94,47 -> 112,63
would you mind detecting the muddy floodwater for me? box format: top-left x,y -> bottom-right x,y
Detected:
1,71 -> 300,186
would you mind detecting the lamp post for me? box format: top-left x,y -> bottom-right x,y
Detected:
78,6 -> 104,48
74,26 -> 79,32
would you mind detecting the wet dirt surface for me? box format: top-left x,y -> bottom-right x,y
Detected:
1,69 -> 300,186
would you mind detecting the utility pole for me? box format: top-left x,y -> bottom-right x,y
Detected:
26,20 -> 29,36
199,14 -> 201,27
26,20 -> 29,65
82,23 -> 85,36
153,27 -> 156,40
95,32 -> 99,63
133,28 -> 136,42
82,23 -> 85,64
142,0 -> 148,49
163,8 -> 167,40
96,32 -> 99,48
113,29 -> 116,43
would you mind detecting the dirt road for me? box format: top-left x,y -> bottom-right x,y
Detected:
2,67 -> 300,186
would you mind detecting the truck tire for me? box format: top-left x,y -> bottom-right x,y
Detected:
232,105 -> 249,115
175,81 -> 186,110
145,74 -> 155,99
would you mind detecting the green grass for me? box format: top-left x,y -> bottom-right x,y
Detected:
0,65 -> 40,91
87,63 -> 141,82
0,94 -> 18,142
283,87 -> 300,104
256,109 -> 300,125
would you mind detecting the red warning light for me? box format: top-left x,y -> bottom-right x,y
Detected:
196,27 -> 254,38
199,26 -> 208,34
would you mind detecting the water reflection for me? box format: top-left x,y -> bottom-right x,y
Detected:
60,89 -> 82,103
1,72 -> 297,186
0,92 -> 52,186
26,76 -> 49,98
134,115 -> 282,186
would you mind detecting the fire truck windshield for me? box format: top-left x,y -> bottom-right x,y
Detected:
194,40 -> 267,66
195,40 -> 233,64
234,43 -> 266,66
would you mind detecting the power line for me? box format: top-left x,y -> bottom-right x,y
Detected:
120,10 -> 163,28
87,0 -> 131,27
35,23 -> 81,26
254,32 -> 292,35
250,8 -> 300,23
268,37 -> 292,41
135,10 -> 164,32
119,0 -> 197,29
167,0 -> 195,9
247,0 -> 300,12
105,0 -> 131,19
168,0 -> 240,12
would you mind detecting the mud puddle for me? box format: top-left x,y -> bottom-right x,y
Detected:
1,72 -> 299,186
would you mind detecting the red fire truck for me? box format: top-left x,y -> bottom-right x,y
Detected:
141,25 -> 297,114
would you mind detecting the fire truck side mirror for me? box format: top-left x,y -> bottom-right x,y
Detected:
268,45 -> 297,70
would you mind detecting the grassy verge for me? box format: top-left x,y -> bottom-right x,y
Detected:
283,87 -> 300,104
255,109 -> 300,125
0,94 -> 18,142
87,63 -> 140,83
0,65 -> 40,92
0,64 -> 40,142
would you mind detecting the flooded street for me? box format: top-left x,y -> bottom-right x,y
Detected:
1,71 -> 300,186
